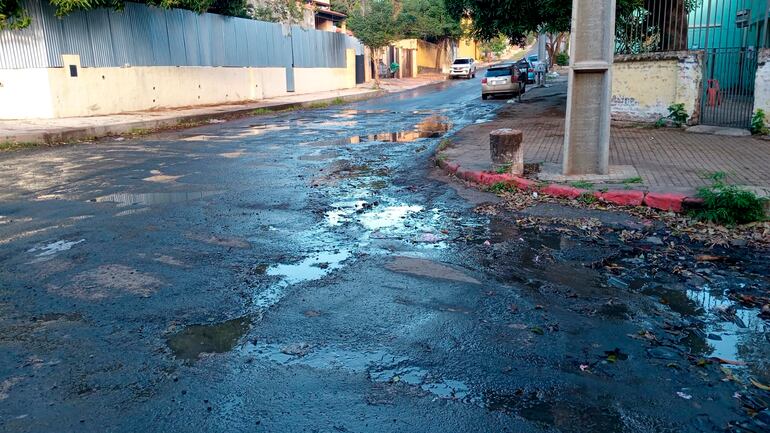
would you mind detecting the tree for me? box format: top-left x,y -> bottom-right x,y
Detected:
250,0 -> 304,23
545,32 -> 567,68
396,0 -> 461,42
346,0 -> 400,85
479,35 -> 508,60
447,0 -> 698,52
396,0 -> 461,71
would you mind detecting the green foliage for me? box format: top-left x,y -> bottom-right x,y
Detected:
250,0 -> 303,23
0,141 -> 40,151
479,35 -> 509,58
2,0 -> 253,29
691,172 -> 767,225
495,163 -> 511,174
751,109 -> 769,135
570,180 -> 593,189
577,192 -> 598,204
488,182 -> 514,194
347,0 -> 399,51
0,0 -> 31,29
397,0 -> 462,41
667,103 -> 688,126
437,138 -> 452,151
654,117 -> 667,128
448,0 -> 696,48
555,52 -> 569,66
622,176 -> 643,184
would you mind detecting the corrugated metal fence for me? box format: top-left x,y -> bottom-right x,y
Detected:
0,1 -> 362,69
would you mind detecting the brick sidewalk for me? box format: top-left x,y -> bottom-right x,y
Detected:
444,79 -> 770,196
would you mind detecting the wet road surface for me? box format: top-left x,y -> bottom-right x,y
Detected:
1,77 -> 769,432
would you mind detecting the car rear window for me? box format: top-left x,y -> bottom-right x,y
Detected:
486,68 -> 512,77
453,59 -> 471,64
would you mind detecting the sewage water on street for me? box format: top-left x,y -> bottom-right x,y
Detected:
1,76 -> 769,433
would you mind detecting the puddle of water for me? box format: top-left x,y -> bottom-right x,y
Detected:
266,250 -> 350,285
643,285 -> 701,316
28,239 -> 85,259
359,205 -> 423,231
252,250 -> 351,312
167,317 -> 250,361
683,286 -> 767,372
93,191 -> 220,207
304,115 -> 452,146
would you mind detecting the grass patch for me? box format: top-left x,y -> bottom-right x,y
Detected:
306,97 -> 346,110
251,108 -> 273,115
690,172 -> 767,225
622,176 -> 643,184
495,164 -> 511,174
577,192 -> 598,204
570,180 -> 594,189
488,182 -> 515,194
0,141 -> 41,151
437,138 -> 452,151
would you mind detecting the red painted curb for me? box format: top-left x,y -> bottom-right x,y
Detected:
644,192 -> 688,212
541,184 -> 587,199
600,190 -> 646,206
434,154 -> 695,213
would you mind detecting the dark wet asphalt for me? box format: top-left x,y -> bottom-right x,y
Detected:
0,78 -> 768,433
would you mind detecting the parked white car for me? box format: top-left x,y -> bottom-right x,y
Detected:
449,58 -> 476,79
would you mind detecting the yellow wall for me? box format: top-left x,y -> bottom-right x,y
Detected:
416,40 -> 440,69
0,50 -> 357,119
611,53 -> 701,124
457,38 -> 478,60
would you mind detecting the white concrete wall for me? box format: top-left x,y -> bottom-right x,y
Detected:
0,49 -> 357,119
753,49 -> 770,127
611,52 -> 702,124
0,68 -> 54,119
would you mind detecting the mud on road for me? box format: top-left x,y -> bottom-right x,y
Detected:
0,77 -> 769,433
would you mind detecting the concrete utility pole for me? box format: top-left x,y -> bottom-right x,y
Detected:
537,32 -> 547,86
562,0 -> 616,175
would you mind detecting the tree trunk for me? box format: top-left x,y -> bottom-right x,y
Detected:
370,46 -> 380,87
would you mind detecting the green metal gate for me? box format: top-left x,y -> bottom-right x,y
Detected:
700,47 -> 758,128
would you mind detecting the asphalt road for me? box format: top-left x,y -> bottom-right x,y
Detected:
0,77 -> 765,433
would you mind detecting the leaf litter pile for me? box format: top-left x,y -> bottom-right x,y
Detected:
469,187 -> 770,431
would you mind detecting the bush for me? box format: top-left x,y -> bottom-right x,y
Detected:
751,109 -> 769,135
667,103 -> 688,127
555,52 -> 569,66
691,172 -> 767,225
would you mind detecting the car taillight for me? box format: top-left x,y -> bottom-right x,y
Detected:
481,78 -> 487,84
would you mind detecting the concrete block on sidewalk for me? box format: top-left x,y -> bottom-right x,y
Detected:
489,128 -> 523,175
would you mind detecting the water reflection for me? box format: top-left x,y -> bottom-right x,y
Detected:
93,190 -> 220,207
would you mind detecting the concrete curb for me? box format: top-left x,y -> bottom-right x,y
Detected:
3,90 -> 385,146
436,156 -> 700,213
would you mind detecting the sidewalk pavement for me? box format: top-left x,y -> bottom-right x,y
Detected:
442,78 -> 770,198
1,74 -> 446,146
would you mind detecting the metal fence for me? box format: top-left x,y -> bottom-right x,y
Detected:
0,1 -> 358,69
615,0 -> 769,128
615,0 -> 770,55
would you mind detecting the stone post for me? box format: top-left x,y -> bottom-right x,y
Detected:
490,129 -> 523,175
562,0 -> 616,175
